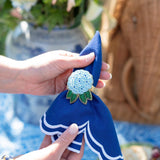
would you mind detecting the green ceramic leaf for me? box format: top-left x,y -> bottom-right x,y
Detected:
79,94 -> 87,104
70,93 -> 78,104
85,90 -> 92,100
66,90 -> 72,99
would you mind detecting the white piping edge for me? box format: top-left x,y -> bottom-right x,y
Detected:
40,117 -> 124,160
40,119 -> 82,145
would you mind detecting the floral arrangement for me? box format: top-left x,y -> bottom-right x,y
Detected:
0,0 -> 102,30
0,0 -> 103,55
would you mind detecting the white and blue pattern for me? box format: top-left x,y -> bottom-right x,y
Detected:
5,22 -> 88,125
0,93 -> 160,159
67,70 -> 93,94
40,112 -> 123,160
40,87 -> 124,160
11,0 -> 37,11
1,31 -> 160,159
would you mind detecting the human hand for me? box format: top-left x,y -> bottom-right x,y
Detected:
0,50 -> 111,95
16,124 -> 84,160
17,50 -> 111,95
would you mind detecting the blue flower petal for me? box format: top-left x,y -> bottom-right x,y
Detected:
67,70 -> 93,94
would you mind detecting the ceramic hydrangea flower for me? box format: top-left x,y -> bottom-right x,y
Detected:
67,69 -> 93,104
11,0 -> 37,11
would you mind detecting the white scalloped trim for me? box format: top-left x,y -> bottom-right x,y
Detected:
40,114 -> 124,160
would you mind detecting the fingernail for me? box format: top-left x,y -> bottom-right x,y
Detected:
103,81 -> 106,87
109,73 -> 112,80
107,64 -> 110,70
68,123 -> 78,135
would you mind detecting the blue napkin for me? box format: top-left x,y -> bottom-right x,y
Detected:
40,31 -> 123,160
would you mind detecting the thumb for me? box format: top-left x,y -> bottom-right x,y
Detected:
15,124 -> 78,160
71,52 -> 95,69
54,123 -> 79,155
60,52 -> 95,69
45,123 -> 79,159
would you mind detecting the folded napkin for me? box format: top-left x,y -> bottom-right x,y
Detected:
40,31 -> 123,160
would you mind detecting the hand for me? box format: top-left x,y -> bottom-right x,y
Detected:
16,124 -> 84,160
18,50 -> 111,95
0,50 -> 111,95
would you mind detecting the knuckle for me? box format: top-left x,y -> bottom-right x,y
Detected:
59,134 -> 68,145
76,58 -> 83,64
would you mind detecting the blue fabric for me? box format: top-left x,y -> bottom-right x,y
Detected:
74,31 -> 102,87
40,31 -> 123,160
1,93 -> 160,159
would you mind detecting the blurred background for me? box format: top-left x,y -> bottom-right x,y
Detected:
1,0 -> 160,160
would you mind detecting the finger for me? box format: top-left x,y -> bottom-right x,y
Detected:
53,69 -> 73,94
58,51 -> 79,57
101,62 -> 110,71
60,52 -> 110,71
60,52 -> 110,72
67,137 -> 85,160
15,125 -> 78,160
57,52 -> 95,70
61,149 -> 70,159
40,135 -> 52,149
96,80 -> 106,88
50,123 -> 79,156
96,72 -> 112,88
99,71 -> 112,80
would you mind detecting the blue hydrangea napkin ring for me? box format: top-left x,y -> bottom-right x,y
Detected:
67,70 -> 93,104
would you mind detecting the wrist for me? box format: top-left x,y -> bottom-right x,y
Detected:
0,55 -> 25,94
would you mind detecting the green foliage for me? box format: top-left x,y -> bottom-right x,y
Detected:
29,1 -> 70,30
70,0 -> 87,28
84,90 -> 92,100
66,90 -> 92,104
79,94 -> 87,104
0,26 -> 6,55
0,0 -> 19,30
94,0 -> 104,5
91,14 -> 102,30
66,90 -> 73,99
0,0 -> 88,31
0,0 -> 101,30
0,0 -> 103,55
0,0 -> 18,55
0,0 -> 91,55
75,0 -> 83,6
70,93 -> 78,103
43,0 -> 52,3
66,90 -> 78,104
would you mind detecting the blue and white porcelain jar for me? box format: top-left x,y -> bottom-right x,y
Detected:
5,21 -> 88,125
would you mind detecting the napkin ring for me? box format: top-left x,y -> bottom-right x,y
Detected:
67,69 -> 93,104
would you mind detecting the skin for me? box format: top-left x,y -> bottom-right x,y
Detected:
7,1 -> 111,160
0,51 -> 111,95
16,124 -> 84,160
0,50 -> 111,160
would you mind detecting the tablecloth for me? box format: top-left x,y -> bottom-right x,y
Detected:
0,93 -> 160,159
